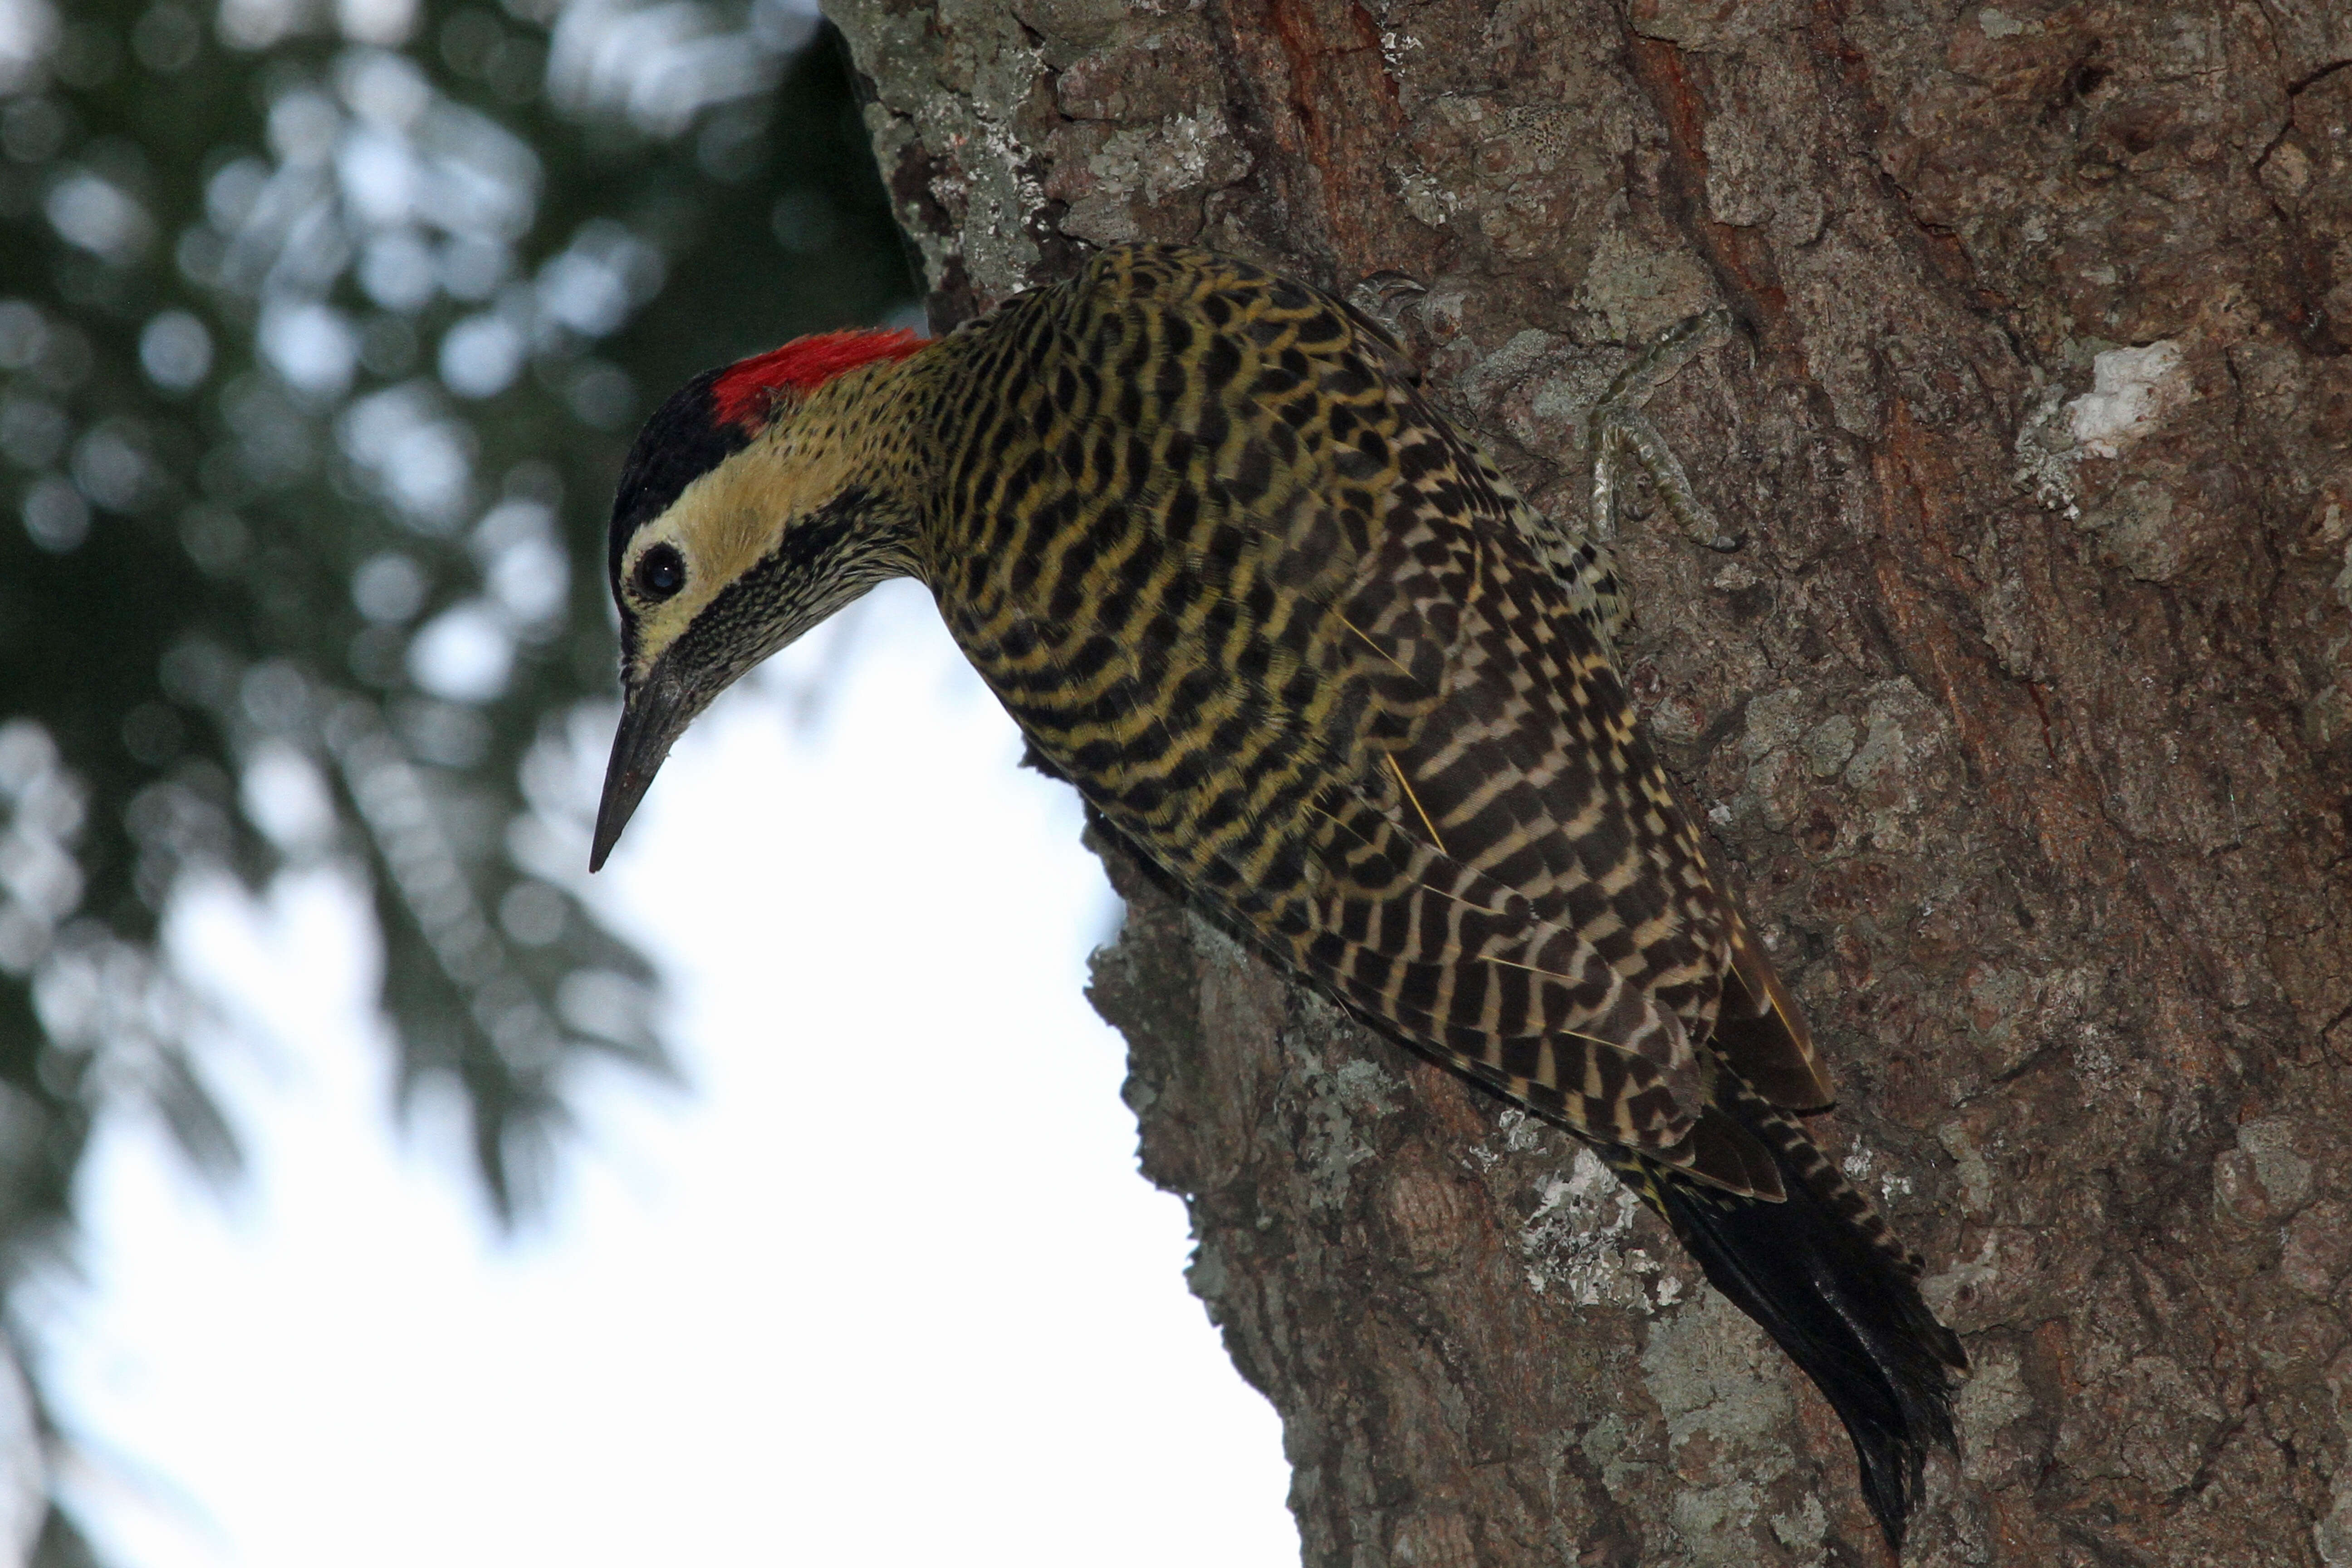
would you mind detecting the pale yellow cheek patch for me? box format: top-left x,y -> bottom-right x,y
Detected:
626,572 -> 703,680
622,415 -> 858,679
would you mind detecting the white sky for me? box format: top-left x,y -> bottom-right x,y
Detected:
36,581 -> 1297,1568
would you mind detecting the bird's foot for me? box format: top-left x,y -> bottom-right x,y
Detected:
1588,308 -> 1743,553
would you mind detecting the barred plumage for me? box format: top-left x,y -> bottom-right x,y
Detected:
593,244 -> 1964,1553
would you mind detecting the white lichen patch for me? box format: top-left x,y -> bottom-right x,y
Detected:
829,0 -> 1052,303
2237,1117 -> 2313,1211
1937,1120 -> 1993,1208
1377,22 -> 1422,74
1293,1053 -> 1399,1212
1397,170 -> 1457,230
1641,1290 -> 1797,1561
1182,909 -> 1399,1212
1838,678 -> 1957,853
1769,1493 -> 1829,1558
1519,1146 -> 1664,1310
2066,339 -> 2191,458
1186,1236 -> 1231,1302
1183,905 -> 1253,971
1669,1481 -> 1770,1562
1576,227 -> 1718,343
1955,1342 -> 2033,1482
1801,713 -> 1857,779
1464,1105 -> 1548,1171
1841,1138 -> 1915,1206
2013,382 -> 2082,520
2071,1024 -> 2128,1106
1921,1231 -> 1998,1318
2318,1474 -> 2352,1568
1741,686 -> 1814,760
1642,1286 -> 1793,1443
1088,111 -> 1234,205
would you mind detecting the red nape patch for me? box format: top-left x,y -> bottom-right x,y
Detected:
709,328 -> 928,429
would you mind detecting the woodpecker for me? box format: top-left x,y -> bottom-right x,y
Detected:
592,245 -> 1964,1553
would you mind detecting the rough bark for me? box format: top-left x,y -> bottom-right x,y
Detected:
818,1 -> 2352,1562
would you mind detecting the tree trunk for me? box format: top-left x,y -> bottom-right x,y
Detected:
818,1 -> 2352,1562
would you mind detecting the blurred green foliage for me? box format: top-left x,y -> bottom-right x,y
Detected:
0,0 -> 914,1551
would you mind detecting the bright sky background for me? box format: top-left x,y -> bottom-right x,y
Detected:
35,581 -> 1298,1568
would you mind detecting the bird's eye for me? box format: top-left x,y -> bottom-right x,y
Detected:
633,543 -> 686,601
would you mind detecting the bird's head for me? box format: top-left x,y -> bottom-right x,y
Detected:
591,327 -> 931,871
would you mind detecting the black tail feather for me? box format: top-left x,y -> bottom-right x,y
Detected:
1635,1102 -> 1965,1555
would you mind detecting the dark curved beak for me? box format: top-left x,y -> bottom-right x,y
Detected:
590,661 -> 698,872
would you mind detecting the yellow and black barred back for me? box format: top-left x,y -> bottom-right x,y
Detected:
916,248 -> 1825,1176
599,244 -> 1965,1552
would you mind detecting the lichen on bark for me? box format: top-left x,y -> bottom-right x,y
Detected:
823,0 -> 2352,1561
